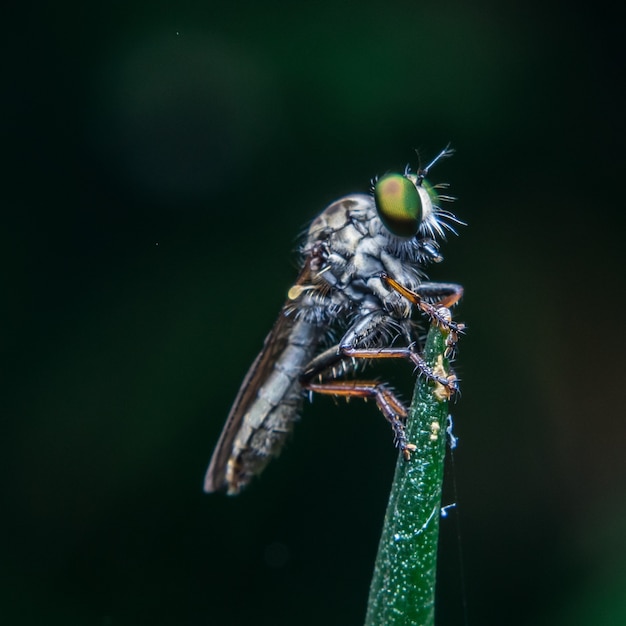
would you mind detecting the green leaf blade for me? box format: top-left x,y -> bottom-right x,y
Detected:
365,316 -> 453,626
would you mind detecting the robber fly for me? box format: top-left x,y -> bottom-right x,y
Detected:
205,147 -> 464,495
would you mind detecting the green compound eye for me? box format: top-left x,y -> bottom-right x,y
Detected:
374,174 -> 422,237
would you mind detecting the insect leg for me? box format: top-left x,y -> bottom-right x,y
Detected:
337,346 -> 458,395
303,379 -> 417,459
301,310 -> 456,458
381,273 -> 465,351
381,272 -> 463,320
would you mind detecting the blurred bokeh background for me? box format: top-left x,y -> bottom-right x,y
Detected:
3,0 -> 625,624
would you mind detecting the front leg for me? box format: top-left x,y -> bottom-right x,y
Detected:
380,273 -> 465,351
381,273 -> 463,321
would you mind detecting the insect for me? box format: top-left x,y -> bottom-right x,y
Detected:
204,147 -> 464,495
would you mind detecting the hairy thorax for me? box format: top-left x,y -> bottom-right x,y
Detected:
294,194 -> 425,326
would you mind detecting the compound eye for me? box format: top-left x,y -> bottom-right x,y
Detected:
374,174 -> 422,237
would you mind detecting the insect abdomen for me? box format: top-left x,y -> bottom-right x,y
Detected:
224,318 -> 320,494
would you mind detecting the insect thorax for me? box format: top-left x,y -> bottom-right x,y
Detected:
287,194 -> 429,331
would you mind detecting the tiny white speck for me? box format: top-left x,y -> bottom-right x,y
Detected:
393,533 -> 401,542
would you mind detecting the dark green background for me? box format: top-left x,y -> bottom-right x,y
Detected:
4,1 -> 625,624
